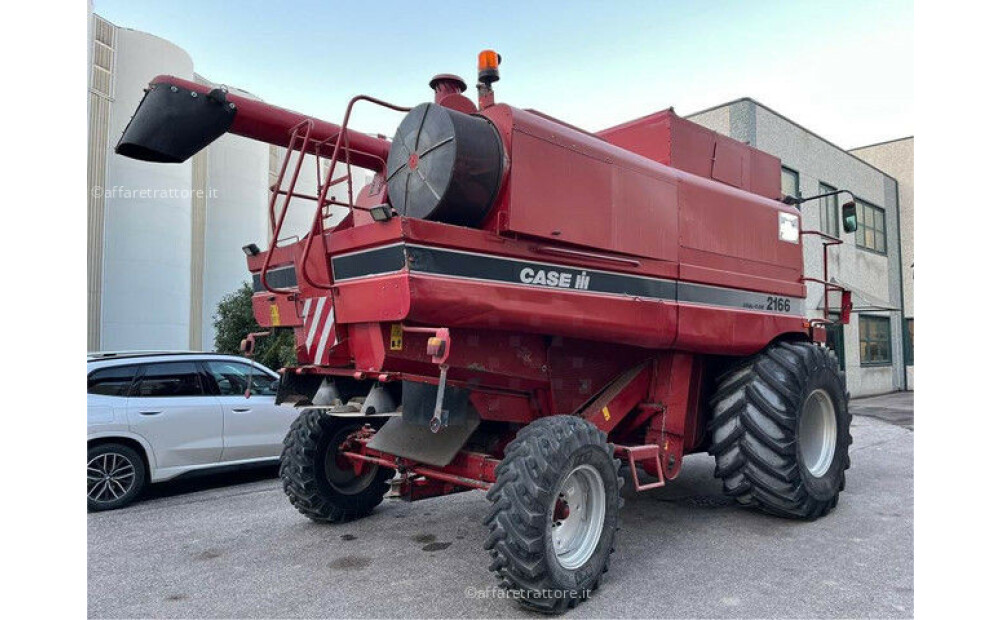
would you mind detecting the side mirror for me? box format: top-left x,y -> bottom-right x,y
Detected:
842,201 -> 858,233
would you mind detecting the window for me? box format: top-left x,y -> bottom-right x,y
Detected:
904,318 -> 914,366
859,315 -> 892,366
818,182 -> 839,237
134,362 -> 205,397
205,361 -> 277,396
88,365 -> 138,396
781,167 -> 800,204
856,200 -> 886,254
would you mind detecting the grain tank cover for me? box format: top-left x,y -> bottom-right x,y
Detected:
386,103 -> 504,227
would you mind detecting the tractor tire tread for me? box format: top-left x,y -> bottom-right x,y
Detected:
708,341 -> 851,520
279,409 -> 392,524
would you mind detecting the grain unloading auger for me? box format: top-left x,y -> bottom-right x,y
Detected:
116,50 -> 858,612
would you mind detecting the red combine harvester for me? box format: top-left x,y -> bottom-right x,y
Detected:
117,50 -> 858,612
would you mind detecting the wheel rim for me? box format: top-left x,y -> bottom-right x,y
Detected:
799,389 -> 838,477
550,464 -> 606,570
87,452 -> 136,504
323,427 -> 378,494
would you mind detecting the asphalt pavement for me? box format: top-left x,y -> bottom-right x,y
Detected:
88,394 -> 913,618
850,391 -> 914,430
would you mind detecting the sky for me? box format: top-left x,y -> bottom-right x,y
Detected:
93,0 -> 913,149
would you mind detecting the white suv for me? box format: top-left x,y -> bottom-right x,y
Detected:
87,352 -> 298,511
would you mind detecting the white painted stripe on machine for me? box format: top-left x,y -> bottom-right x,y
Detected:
314,308 -> 335,365
305,297 -> 326,349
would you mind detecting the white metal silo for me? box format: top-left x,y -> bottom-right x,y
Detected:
196,80 -> 271,350
100,27 -> 195,351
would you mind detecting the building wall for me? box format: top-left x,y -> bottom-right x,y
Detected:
850,138 -> 914,388
100,27 -> 195,351
688,99 -> 907,396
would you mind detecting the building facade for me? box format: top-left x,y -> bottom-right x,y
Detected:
850,137 -> 914,389
87,13 -> 364,353
689,99 -> 911,396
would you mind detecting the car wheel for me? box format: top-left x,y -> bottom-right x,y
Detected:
87,443 -> 146,512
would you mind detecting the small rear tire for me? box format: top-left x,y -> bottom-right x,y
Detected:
87,443 -> 146,512
484,415 -> 623,613
708,341 -> 851,519
280,410 -> 394,523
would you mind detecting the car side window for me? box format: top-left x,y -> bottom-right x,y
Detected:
88,365 -> 138,396
133,362 -> 205,397
205,361 -> 277,396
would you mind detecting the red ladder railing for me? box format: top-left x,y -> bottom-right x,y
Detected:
800,229 -> 853,326
298,95 -> 410,291
256,96 -> 410,296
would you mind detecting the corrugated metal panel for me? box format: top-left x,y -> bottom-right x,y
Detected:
88,93 -> 110,351
90,17 -> 115,99
87,17 -> 115,351
94,17 -> 114,46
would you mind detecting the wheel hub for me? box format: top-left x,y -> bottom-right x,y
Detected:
87,452 -> 136,504
799,389 -> 838,477
324,428 -> 378,494
550,464 -> 606,570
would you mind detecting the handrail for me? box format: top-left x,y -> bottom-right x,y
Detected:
800,231 -> 847,322
297,95 -> 412,291
259,120 -> 314,295
800,229 -> 844,245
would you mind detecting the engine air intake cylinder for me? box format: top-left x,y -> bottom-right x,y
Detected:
386,103 -> 504,227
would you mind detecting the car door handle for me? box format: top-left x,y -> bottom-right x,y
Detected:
138,410 -> 162,416
232,407 -> 251,413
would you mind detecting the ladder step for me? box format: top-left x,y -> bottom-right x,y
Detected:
615,444 -> 666,492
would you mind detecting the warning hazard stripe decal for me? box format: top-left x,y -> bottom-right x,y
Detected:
331,243 -> 804,316
299,295 -> 338,362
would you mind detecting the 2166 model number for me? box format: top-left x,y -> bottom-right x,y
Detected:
766,296 -> 791,312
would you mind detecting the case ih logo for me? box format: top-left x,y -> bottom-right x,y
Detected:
519,267 -> 591,290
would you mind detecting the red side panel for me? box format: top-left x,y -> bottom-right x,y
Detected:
495,106 -> 679,262
597,108 -> 781,200
677,176 -> 804,297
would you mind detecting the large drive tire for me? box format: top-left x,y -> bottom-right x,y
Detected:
708,341 -> 851,519
484,416 -> 623,613
280,410 -> 394,523
88,443 -> 146,512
